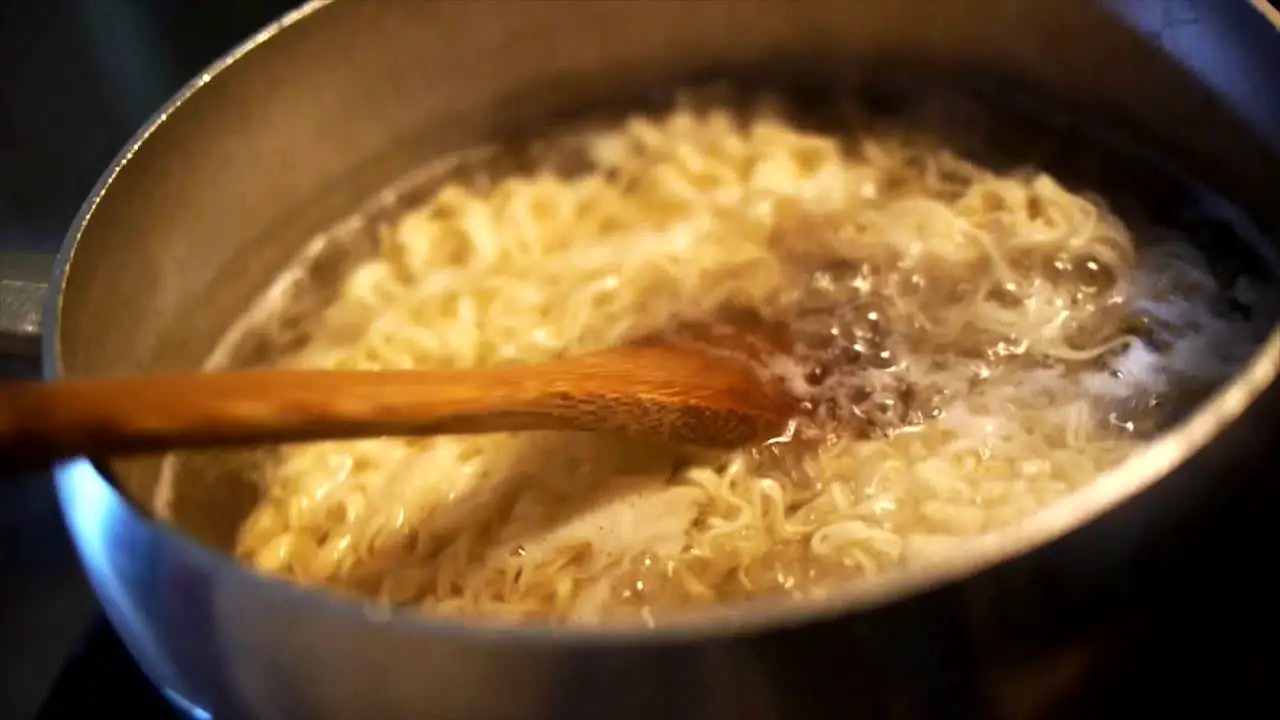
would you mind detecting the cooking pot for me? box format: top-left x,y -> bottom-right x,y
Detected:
3,1 -> 1280,717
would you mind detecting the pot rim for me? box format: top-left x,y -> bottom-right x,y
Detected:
46,0 -> 1280,645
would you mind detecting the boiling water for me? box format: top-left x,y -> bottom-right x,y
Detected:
156,80 -> 1280,624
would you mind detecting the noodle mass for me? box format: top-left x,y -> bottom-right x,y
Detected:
183,92 -> 1271,625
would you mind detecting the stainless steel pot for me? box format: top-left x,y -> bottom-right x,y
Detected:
4,1 -> 1280,718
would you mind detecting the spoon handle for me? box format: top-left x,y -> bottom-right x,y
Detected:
0,366 -> 587,468
0,345 -> 788,474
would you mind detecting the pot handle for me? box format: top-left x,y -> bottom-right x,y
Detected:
0,251 -> 54,361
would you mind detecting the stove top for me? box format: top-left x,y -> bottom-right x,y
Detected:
34,620 -> 181,719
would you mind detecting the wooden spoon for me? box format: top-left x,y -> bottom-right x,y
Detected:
0,345 -> 795,471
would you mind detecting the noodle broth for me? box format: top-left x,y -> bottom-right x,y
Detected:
160,83 -> 1279,626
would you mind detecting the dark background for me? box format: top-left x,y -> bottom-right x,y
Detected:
0,3 -> 299,717
0,0 -> 301,253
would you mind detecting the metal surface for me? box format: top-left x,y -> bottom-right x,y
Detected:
0,252 -> 90,720
0,5 -> 301,717
0,252 -> 52,357
4,0 -> 1279,718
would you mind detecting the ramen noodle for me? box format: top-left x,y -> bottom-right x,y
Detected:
208,93 -> 1273,625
